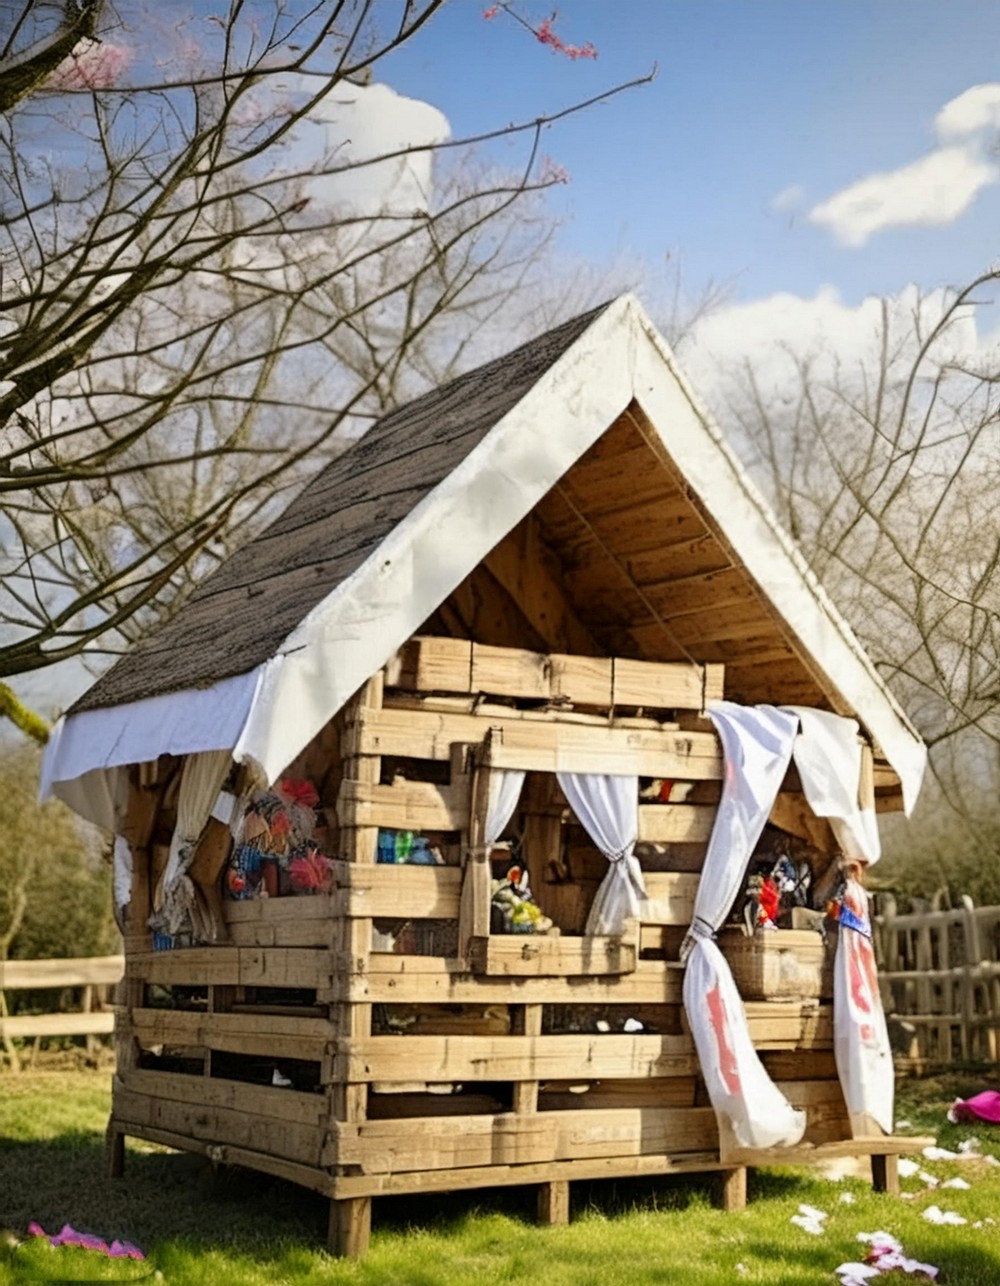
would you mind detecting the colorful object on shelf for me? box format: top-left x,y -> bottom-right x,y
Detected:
27,1222 -> 145,1260
375,829 -> 443,864
288,847 -> 334,893
224,780 -> 332,899
490,861 -> 553,935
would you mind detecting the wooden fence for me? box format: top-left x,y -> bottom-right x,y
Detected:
0,955 -> 123,1071
874,895 -> 1000,1070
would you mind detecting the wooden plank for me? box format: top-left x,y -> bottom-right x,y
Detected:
640,872 -> 700,926
481,722 -> 722,780
472,644 -> 551,700
724,1134 -> 935,1168
109,1120 -> 332,1195
127,948 -> 333,990
1,1011 -> 115,1039
336,863 -> 462,919
387,638 -> 472,692
337,779 -> 468,832
469,935 -> 637,977
1,956 -> 123,990
327,1105 -> 719,1173
113,1085 -> 325,1166
612,658 -> 724,711
130,1008 -> 330,1062
119,1069 -> 327,1127
340,955 -> 686,1005
331,1147 -> 724,1199
638,805 -> 715,845
360,705 -> 711,767
346,1033 -> 699,1083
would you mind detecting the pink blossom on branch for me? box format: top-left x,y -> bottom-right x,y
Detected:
47,38 -> 132,91
483,5 -> 598,60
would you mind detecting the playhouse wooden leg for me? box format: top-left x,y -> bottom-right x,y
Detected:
537,1179 -> 570,1226
106,1122 -> 125,1179
718,1166 -> 747,1212
328,1197 -> 371,1258
871,1154 -> 899,1196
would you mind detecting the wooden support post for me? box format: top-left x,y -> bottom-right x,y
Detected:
106,1121 -> 125,1179
537,1179 -> 570,1226
718,1166 -> 747,1212
512,1003 -> 543,1114
871,1153 -> 899,1196
328,1195 -> 371,1258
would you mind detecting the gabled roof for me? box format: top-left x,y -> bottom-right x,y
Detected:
72,301 -> 613,714
43,295 -> 926,818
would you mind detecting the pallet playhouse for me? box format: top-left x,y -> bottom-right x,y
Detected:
41,296 -> 931,1256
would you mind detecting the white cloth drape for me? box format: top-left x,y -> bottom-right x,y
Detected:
557,772 -> 644,937
682,702 -> 806,1152
682,703 -> 800,959
684,937 -> 807,1149
112,834 -> 133,914
159,750 -> 232,919
484,770 -> 525,846
834,878 -> 894,1134
782,706 -> 881,864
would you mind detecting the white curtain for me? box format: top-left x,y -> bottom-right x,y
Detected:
782,706 -> 881,864
684,937 -> 807,1149
158,750 -> 232,925
484,770 -> 525,846
681,703 -> 800,960
833,878 -> 894,1134
681,702 -> 806,1152
557,772 -> 644,937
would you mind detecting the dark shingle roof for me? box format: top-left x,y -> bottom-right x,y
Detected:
72,302 -> 613,714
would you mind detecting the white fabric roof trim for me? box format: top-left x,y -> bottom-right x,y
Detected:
40,295 -> 926,821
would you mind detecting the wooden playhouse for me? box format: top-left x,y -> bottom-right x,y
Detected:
41,296 -> 929,1256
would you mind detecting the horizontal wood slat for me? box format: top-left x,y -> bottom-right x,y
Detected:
340,956 -> 687,1004
126,947 -> 333,989
387,638 -> 723,712
1,1011 -> 115,1039
130,1008 -> 329,1062
328,1105 -> 719,1173
1,955 -> 123,989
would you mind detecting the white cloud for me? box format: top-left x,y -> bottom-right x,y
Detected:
935,82 -> 1000,140
769,183 -> 805,215
809,146 -> 998,247
685,283 -> 993,402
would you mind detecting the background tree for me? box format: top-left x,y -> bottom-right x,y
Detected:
0,1 -> 645,737
711,273 -> 1000,903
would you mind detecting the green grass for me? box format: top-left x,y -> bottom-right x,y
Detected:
2,1071 -> 1000,1284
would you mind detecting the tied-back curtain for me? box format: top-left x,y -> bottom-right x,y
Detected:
834,878 -> 894,1134
681,702 -> 805,1151
160,750 -> 233,904
484,770 -> 525,847
782,706 -> 881,864
557,772 -> 644,937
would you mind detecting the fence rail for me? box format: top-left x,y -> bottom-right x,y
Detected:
874,895 -> 1000,1070
0,954 -> 123,1071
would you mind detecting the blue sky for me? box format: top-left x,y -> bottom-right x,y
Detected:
381,1 -> 1000,307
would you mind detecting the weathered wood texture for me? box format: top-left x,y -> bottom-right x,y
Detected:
106,638 -> 903,1256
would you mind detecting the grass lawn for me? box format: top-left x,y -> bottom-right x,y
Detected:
2,1069 -> 1000,1284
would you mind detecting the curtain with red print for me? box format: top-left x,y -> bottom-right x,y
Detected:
681,702 -> 806,1152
